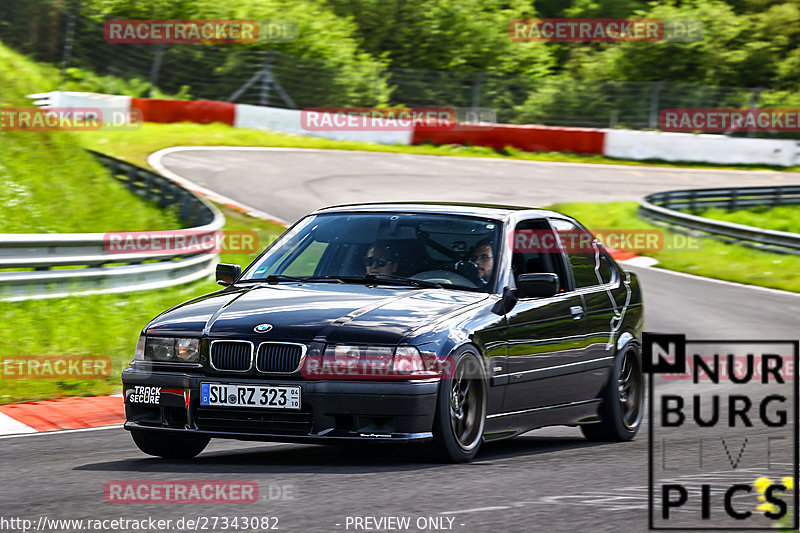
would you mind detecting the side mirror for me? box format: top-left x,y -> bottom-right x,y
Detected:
492,286 -> 518,315
216,263 -> 241,287
517,273 -> 559,299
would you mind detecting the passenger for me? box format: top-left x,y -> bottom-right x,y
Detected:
469,240 -> 495,283
363,241 -> 400,276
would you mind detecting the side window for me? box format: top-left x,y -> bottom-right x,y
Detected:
597,251 -> 614,285
512,218 -> 568,290
282,241 -> 329,276
549,218 -> 604,288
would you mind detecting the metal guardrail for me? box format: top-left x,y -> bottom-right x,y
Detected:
0,152 -> 224,301
639,186 -> 800,255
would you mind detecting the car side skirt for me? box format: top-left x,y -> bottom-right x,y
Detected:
483,398 -> 603,441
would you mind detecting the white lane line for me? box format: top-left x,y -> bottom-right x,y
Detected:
438,471 -> 775,516
440,506 -> 512,515
0,424 -> 122,440
0,411 -> 36,435
625,261 -> 800,298
148,147 -> 287,225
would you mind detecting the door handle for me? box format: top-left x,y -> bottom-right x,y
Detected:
570,305 -> 584,320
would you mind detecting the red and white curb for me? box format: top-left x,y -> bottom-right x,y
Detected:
606,247 -> 658,267
0,394 -> 124,437
29,91 -> 800,166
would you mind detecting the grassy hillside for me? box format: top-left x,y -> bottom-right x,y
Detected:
0,45 -> 288,405
0,43 -> 180,233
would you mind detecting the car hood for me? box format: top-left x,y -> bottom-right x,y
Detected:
146,283 -> 489,345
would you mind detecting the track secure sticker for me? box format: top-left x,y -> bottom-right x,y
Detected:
128,386 -> 161,405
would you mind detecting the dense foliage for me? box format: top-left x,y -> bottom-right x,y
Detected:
2,0 -> 799,121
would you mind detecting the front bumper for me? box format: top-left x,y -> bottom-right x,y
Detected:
121,367 -> 438,443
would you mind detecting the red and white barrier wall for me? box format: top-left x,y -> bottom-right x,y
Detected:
413,122 -> 605,155
29,92 -> 800,167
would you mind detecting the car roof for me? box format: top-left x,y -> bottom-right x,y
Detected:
311,202 -> 560,221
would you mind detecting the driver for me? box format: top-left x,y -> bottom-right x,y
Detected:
363,241 -> 399,276
455,238 -> 494,287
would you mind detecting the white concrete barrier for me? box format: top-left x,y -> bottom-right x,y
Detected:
605,129 -> 800,166
233,104 -> 413,145
27,91 -> 132,124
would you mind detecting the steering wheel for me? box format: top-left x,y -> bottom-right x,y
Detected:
453,259 -> 488,287
411,270 -> 476,286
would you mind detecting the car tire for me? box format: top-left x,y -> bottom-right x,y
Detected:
130,430 -> 210,459
581,342 -> 644,442
422,346 -> 488,463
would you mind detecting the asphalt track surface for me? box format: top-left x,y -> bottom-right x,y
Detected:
3,148 -> 799,533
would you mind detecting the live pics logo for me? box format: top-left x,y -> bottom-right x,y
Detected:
644,333 -> 799,530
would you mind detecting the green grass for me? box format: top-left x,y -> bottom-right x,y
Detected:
0,202 -> 286,405
0,43 -> 182,233
690,205 -> 800,233
75,121 -> 800,173
550,202 -> 800,292
0,43 -> 287,403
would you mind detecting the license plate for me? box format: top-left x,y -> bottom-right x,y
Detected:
200,383 -> 301,410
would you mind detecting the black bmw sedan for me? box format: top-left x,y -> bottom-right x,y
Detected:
122,203 -> 644,462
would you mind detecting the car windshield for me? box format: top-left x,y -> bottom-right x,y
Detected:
241,212 -> 502,292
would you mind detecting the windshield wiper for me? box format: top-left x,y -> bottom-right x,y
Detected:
322,274 -> 442,289
238,275 -> 344,284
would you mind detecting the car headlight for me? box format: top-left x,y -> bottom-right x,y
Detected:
175,338 -> 200,361
134,334 -> 146,361
142,336 -> 200,363
324,345 -> 393,370
393,346 -> 424,373
318,344 -> 432,377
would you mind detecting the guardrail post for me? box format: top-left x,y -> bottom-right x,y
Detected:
729,190 -> 738,211
181,192 -> 192,223
160,182 -> 170,209
774,188 -> 782,207
125,164 -> 137,193
188,199 -> 198,226
143,172 -> 154,200
688,190 -> 696,213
